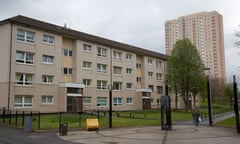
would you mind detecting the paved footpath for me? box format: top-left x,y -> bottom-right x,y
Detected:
59,125 -> 240,144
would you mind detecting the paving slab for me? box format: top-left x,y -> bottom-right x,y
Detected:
59,125 -> 240,144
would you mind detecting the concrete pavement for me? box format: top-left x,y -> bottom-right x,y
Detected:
0,125 -> 77,144
59,125 -> 240,144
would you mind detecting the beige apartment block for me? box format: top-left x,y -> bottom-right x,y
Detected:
165,11 -> 226,82
0,15 -> 169,113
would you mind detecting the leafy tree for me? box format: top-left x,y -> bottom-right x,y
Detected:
210,78 -> 225,103
167,38 -> 206,109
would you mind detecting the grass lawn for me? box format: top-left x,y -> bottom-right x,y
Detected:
216,116 -> 236,128
0,110 -> 196,130
28,110 -> 193,130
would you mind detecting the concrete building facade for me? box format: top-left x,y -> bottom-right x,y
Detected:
0,15 -> 169,113
165,11 -> 226,82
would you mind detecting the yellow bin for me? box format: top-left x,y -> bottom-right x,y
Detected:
86,118 -> 99,131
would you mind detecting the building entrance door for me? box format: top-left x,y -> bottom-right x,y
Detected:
142,99 -> 151,110
67,96 -> 82,112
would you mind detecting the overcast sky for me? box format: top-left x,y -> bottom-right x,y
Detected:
1,0 -> 240,82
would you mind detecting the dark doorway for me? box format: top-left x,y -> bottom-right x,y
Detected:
142,99 -> 151,110
67,96 -> 82,112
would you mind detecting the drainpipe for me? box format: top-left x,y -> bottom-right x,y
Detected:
7,23 -> 13,111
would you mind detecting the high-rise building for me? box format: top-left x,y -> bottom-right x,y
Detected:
165,11 -> 226,82
0,15 -> 169,112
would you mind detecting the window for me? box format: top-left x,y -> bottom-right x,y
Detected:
114,97 -> 122,106
136,77 -> 142,82
17,29 -> 35,43
97,47 -> 107,57
157,99 -> 160,107
157,86 -> 163,94
83,97 -> 91,104
126,54 -> 132,60
126,83 -> 132,89
16,51 -> 34,64
113,82 -> 122,90
136,63 -> 141,69
113,66 -> 122,75
83,61 -> 92,69
83,79 -> 91,86
83,44 -> 92,52
15,73 -> 33,86
97,80 -> 107,89
148,58 -> 153,64
42,75 -> 53,84
113,51 -> 121,60
148,72 -> 153,78
97,97 -> 107,106
43,35 -> 54,44
14,95 -> 32,107
156,60 -> 162,68
41,95 -> 53,104
156,73 -> 162,80
42,55 -> 54,64
62,48 -> 72,56
126,68 -> 132,74
126,98 -> 133,104
97,64 -> 107,73
148,85 -> 154,92
61,67 -> 73,75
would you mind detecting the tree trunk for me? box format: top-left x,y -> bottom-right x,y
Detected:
175,92 -> 178,109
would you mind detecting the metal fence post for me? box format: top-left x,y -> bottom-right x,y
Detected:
38,112 -> 40,129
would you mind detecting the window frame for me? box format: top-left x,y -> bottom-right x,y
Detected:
43,34 -> 54,44
126,68 -> 132,74
83,97 -> 91,104
83,79 -> 91,86
157,86 -> 163,94
16,51 -> 34,64
61,67 -> 73,75
62,48 -> 73,56
15,73 -> 33,86
148,72 -> 154,78
156,73 -> 162,80
97,47 -> 107,57
126,83 -> 132,89
126,53 -> 132,60
83,44 -> 92,52
96,80 -> 107,90
41,95 -> 53,104
148,58 -> 153,65
113,66 -> 122,75
97,97 -> 107,106
126,98 -> 133,104
17,29 -> 35,43
14,95 -> 33,108
136,77 -> 142,83
113,97 -> 122,106
136,63 -> 142,69
42,55 -> 54,64
42,75 -> 54,84
156,60 -> 162,68
97,63 -> 107,73
113,51 -> 122,60
113,81 -> 122,90
83,61 -> 92,69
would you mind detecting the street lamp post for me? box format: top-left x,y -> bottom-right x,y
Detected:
109,47 -> 113,128
109,85 -> 112,128
204,68 -> 213,126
